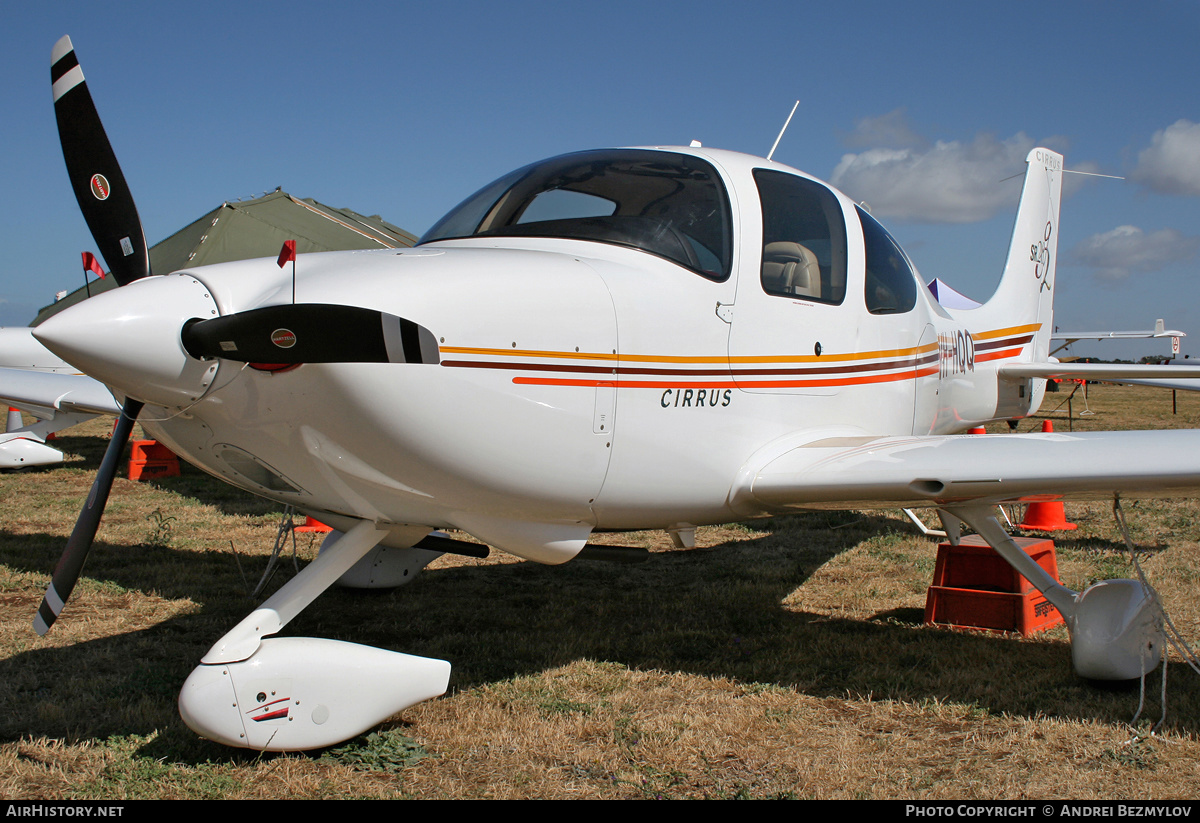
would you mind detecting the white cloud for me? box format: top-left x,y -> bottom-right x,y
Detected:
1068,224 -> 1200,282
830,132 -> 1037,223
841,109 -> 929,150
1130,120 -> 1200,196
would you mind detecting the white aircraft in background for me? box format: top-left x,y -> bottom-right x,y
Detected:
16,36 -> 1200,752
1050,318 -> 1186,357
0,326 -> 120,467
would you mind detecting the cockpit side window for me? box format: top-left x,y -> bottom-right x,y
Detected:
419,150 -> 733,280
754,169 -> 847,305
857,206 -> 918,315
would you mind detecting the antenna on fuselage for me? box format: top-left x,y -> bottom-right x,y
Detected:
767,100 -> 800,161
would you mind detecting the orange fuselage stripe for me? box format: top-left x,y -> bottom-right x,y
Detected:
441,343 -> 940,365
440,323 -> 1034,388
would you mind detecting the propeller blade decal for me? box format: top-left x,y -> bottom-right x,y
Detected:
51,36 -> 150,287
33,398 -> 144,635
181,304 -> 440,365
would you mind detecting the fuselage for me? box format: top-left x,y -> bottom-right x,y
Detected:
37,147 -> 1047,560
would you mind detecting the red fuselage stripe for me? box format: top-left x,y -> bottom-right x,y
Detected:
514,366 -> 942,389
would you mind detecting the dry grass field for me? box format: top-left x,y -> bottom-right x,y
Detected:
0,383 -> 1197,799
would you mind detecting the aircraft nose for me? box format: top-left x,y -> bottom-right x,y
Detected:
33,274 -> 223,408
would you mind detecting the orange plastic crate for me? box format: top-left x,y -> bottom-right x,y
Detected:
130,440 -> 177,463
924,534 -> 1063,635
128,440 -> 180,481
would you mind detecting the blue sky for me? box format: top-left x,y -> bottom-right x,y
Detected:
2,0 -> 1198,359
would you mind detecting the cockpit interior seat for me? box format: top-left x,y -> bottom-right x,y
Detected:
762,241 -> 821,299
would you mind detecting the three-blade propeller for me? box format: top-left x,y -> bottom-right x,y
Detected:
35,37 -> 440,634
36,37 -> 151,634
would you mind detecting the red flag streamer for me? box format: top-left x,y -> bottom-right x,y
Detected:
277,240 -> 297,268
278,240 -> 298,303
81,251 -> 106,297
82,251 -> 105,278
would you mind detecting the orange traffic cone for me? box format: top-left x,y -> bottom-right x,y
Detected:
1018,420 -> 1077,531
968,426 -> 986,434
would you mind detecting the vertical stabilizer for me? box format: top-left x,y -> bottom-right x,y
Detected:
967,148 -> 1063,363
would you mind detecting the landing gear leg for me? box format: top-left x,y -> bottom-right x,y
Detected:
948,503 -> 1163,681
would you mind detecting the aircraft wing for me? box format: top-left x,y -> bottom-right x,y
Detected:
1050,318 -> 1183,343
999,362 -> 1200,392
0,367 -> 121,417
998,362 -> 1200,381
731,429 -> 1200,514
1049,329 -> 1184,341
1105,377 -> 1200,391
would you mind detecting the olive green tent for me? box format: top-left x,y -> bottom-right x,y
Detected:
34,190 -> 417,325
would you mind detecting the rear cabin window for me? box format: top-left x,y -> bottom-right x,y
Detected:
420,150 -> 733,280
754,169 -> 847,305
857,206 -> 918,315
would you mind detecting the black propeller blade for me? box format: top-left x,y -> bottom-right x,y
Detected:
181,303 -> 441,366
33,398 -> 144,635
35,37 -> 152,635
51,35 -> 149,286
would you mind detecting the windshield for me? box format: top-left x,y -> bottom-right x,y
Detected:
420,150 -> 733,280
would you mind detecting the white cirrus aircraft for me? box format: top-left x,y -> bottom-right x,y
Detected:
20,36 -> 1200,751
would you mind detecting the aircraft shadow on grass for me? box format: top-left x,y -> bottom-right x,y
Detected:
0,517 -> 1194,764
